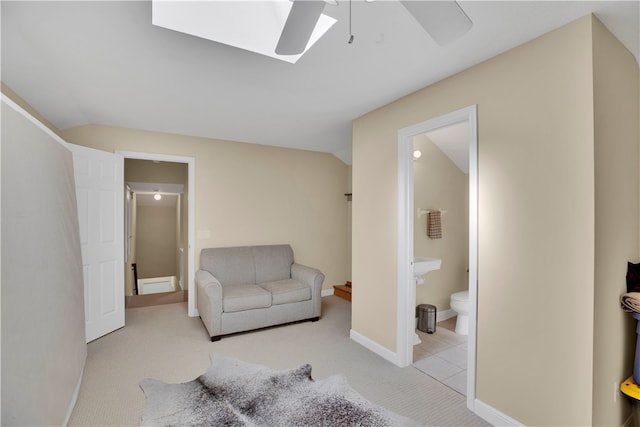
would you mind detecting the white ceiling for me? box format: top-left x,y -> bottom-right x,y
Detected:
136,193 -> 179,207
128,181 -> 183,206
425,120 -> 470,173
2,1 -> 638,165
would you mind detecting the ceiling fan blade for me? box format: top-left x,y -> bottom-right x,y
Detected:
399,1 -> 472,46
276,0 -> 327,55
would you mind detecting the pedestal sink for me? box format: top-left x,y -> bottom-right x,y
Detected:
412,256 -> 441,345
413,256 -> 442,285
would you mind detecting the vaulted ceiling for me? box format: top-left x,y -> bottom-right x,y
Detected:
2,1 -> 638,164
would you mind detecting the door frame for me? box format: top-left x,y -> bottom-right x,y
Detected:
397,105 -> 478,410
117,151 -> 197,317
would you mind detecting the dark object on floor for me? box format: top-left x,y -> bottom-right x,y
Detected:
334,281 -> 352,302
132,263 -> 138,295
417,304 -> 437,334
209,316 -> 320,342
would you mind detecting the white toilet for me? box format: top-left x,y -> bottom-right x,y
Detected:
450,291 -> 469,335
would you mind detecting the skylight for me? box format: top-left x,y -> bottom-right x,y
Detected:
152,1 -> 337,64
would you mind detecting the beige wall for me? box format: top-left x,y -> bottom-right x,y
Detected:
353,16 -> 601,425
2,100 -> 86,425
61,125 -> 349,292
591,17 -> 640,425
413,137 -> 469,311
136,205 -> 178,279
125,158 -> 188,184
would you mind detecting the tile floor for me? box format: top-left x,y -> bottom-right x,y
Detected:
412,316 -> 468,395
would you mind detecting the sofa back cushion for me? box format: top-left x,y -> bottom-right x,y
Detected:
252,245 -> 293,283
200,246 -> 255,286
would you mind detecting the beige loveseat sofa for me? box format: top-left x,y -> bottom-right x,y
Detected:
196,244 -> 325,341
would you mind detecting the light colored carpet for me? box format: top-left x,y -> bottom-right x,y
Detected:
68,296 -> 489,426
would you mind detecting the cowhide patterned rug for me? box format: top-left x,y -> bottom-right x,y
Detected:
140,352 -> 420,426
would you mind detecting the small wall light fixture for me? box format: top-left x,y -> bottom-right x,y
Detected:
413,150 -> 422,160
154,192 -> 162,201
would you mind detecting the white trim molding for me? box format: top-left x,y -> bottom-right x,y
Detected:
1,95 -> 69,149
474,399 -> 525,426
436,308 -> 456,322
117,150 -> 197,317
397,105 -> 479,411
63,361 -> 85,426
321,288 -> 335,297
350,329 -> 401,366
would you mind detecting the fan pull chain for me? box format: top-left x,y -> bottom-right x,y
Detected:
348,0 -> 354,44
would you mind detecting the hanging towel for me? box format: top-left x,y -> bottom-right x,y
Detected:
427,211 -> 442,239
621,292 -> 640,313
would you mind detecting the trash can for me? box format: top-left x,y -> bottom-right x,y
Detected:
417,304 -> 436,334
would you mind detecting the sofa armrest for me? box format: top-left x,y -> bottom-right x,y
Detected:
291,263 -> 325,317
196,269 -> 223,338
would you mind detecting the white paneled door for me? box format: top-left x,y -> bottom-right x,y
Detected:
70,143 -> 124,343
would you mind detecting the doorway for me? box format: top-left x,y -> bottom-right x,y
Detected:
118,151 -> 197,317
411,122 -> 470,396
397,105 -> 477,410
125,159 -> 187,306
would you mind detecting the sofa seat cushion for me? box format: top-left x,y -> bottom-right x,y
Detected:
222,285 -> 272,313
260,279 -> 311,305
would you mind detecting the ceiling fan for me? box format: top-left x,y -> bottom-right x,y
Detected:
275,0 -> 473,55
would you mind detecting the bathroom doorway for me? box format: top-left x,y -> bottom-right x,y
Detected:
411,123 -> 470,396
397,105 -> 477,410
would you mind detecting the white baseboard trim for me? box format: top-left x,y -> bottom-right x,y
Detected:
437,308 -> 456,322
350,329 -> 400,366
474,399 -> 524,426
349,326 -> 522,427
321,288 -> 334,297
64,355 -> 86,426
